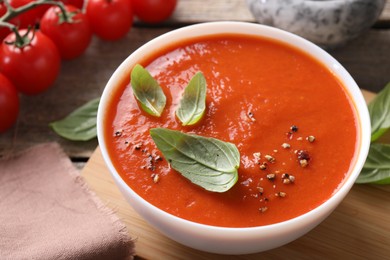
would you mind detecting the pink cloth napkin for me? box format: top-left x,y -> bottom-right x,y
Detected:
0,143 -> 134,259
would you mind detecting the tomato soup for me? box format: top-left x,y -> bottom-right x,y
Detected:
104,34 -> 358,228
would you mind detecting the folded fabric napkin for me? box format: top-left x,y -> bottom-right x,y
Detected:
0,143 -> 134,260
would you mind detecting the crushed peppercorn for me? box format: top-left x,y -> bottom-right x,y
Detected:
266,173 -> 276,181
275,191 -> 286,197
299,159 -> 309,167
248,112 -> 256,122
114,130 -> 122,137
265,154 -> 275,163
306,135 -> 316,143
259,162 -> 267,170
259,207 -> 268,213
151,173 -> 160,183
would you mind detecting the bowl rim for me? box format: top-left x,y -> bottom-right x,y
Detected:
97,21 -> 371,233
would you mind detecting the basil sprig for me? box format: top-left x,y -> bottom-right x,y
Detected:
357,83 -> 390,184
150,128 -> 240,192
50,98 -> 99,141
176,72 -> 207,125
130,64 -> 166,117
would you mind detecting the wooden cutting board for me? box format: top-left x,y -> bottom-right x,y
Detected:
81,90 -> 390,259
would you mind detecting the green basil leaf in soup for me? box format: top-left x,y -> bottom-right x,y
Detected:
356,143 -> 390,184
130,64 -> 166,117
176,72 -> 207,125
369,82 -> 390,142
150,128 -> 240,192
50,98 -> 99,141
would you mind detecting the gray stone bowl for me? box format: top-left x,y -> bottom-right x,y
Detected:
246,0 -> 386,48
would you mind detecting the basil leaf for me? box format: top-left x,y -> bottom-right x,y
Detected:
50,98 -> 99,141
150,128 -> 240,192
130,64 -> 166,117
356,143 -> 390,184
369,82 -> 390,142
176,72 -> 207,125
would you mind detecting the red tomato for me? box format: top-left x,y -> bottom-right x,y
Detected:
132,0 -> 177,24
40,5 -> 92,60
0,29 -> 61,95
59,0 -> 84,9
86,0 -> 133,41
0,73 -> 19,133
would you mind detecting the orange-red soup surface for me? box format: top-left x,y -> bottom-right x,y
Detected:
104,34 -> 358,228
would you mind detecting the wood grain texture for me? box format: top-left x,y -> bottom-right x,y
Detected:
1,0 -> 390,158
81,90 -> 389,259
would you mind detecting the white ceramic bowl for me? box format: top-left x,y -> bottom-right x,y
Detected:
97,22 -> 371,255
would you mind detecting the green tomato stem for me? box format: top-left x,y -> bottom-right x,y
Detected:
0,0 -> 71,47
0,0 -> 69,28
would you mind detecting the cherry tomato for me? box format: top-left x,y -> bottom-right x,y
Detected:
59,0 -> 84,9
0,73 -> 19,133
132,0 -> 177,24
0,29 -> 61,95
86,0 -> 133,41
40,5 -> 92,60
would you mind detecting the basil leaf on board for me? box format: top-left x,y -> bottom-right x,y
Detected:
130,64 -> 166,117
150,128 -> 240,192
50,98 -> 99,141
356,143 -> 390,184
176,72 -> 207,125
369,82 -> 390,142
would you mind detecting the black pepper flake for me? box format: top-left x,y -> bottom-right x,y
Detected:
257,186 -> 264,195
114,130 -> 122,137
134,143 -> 142,150
290,125 -> 298,132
